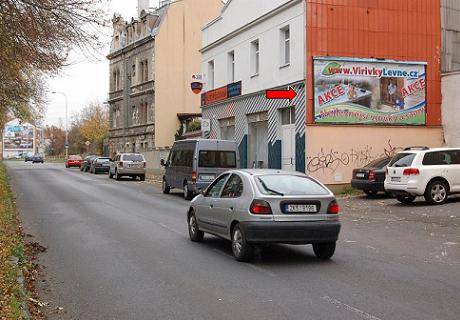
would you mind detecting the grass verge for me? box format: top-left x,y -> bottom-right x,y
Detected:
0,162 -> 28,319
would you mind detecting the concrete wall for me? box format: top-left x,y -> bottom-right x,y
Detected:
442,72 -> 460,147
154,0 -> 222,148
201,0 -> 305,95
306,126 -> 445,185
144,148 -> 170,174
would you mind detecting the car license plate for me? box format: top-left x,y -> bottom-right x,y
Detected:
391,177 -> 401,182
103,163 -> 109,167
200,175 -> 215,181
286,204 -> 317,213
129,163 -> 140,168
356,173 -> 365,178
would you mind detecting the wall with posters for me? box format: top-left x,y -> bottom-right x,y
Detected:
2,119 -> 35,159
313,57 -> 427,125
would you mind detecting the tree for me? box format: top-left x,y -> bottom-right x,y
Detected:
0,0 -> 107,127
44,125 -> 66,156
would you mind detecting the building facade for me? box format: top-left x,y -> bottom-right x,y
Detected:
201,0 -> 307,171
201,0 -> 446,185
441,0 -> 460,147
107,0 -> 222,159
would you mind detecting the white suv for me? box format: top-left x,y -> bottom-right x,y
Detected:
385,147 -> 460,205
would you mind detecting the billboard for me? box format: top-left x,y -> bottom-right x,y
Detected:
3,120 -> 35,151
313,57 -> 427,125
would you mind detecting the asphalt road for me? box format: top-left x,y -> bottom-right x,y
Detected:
6,161 -> 460,320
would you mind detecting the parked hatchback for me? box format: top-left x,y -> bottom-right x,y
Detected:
385,147 -> 460,205
187,169 -> 341,262
109,153 -> 146,181
351,157 -> 392,196
162,139 -> 239,200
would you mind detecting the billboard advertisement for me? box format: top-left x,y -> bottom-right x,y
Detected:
313,57 -> 427,125
3,120 -> 35,151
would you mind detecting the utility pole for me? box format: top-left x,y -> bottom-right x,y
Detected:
52,91 -> 69,158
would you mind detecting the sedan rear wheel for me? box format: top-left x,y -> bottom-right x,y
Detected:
115,170 -> 121,181
232,225 -> 254,262
313,242 -> 336,260
396,195 -> 416,204
188,211 -> 204,242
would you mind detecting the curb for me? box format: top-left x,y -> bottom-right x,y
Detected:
10,256 -> 31,320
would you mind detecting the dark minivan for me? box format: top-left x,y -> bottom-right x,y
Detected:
161,139 -> 239,200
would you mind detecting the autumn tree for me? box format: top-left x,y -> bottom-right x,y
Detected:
0,0 -> 107,127
44,125 -> 66,156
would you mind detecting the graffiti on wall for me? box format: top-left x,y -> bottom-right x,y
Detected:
307,140 -> 402,173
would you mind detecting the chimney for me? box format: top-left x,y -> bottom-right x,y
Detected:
138,0 -> 150,17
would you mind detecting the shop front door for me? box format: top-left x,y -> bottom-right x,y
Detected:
282,124 -> 296,171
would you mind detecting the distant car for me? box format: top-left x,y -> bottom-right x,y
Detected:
80,155 -> 97,172
109,153 -> 146,181
24,153 -> 34,162
385,147 -> 460,205
161,139 -> 239,200
351,157 -> 392,196
90,157 -> 111,174
66,155 -> 83,168
187,169 -> 341,262
32,154 -> 44,163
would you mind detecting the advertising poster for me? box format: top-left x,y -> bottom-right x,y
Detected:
3,120 -> 34,151
313,57 -> 427,125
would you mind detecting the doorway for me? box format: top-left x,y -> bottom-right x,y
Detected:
281,107 -> 296,171
247,113 -> 268,169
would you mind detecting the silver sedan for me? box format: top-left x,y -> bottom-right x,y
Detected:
187,169 -> 341,262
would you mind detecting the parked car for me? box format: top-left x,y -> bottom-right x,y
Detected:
65,155 -> 83,168
32,154 -> 44,163
109,153 -> 146,181
80,155 -> 97,172
385,147 -> 460,205
351,157 -> 392,196
24,153 -> 34,162
90,157 -> 111,174
187,169 -> 341,262
161,139 -> 239,200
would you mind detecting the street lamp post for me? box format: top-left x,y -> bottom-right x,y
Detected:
51,91 -> 69,159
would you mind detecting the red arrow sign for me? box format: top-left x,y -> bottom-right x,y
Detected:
266,86 -> 297,101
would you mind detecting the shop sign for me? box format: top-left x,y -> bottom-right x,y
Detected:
313,57 -> 427,125
201,81 -> 242,106
191,73 -> 205,94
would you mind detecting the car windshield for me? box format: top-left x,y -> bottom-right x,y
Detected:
199,151 -> 236,168
363,157 -> 391,169
255,175 -> 330,196
388,153 -> 416,167
123,154 -> 144,162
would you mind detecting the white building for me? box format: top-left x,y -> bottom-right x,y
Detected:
200,0 -> 306,171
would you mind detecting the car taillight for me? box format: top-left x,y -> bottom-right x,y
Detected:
327,201 -> 340,214
119,161 -> 123,168
403,168 -> 420,176
368,170 -> 376,181
191,171 -> 197,184
250,200 -> 272,215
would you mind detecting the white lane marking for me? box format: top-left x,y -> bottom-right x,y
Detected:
158,223 -> 182,236
322,296 -> 383,320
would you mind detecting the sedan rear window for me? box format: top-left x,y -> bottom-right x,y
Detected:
122,154 -> 144,162
363,157 -> 391,169
199,151 -> 236,168
388,153 -> 416,167
96,158 -> 110,163
69,155 -> 82,160
256,175 -> 329,196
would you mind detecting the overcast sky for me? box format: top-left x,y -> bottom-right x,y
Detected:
45,0 -> 160,126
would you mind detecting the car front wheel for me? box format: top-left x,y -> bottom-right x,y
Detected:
232,225 -> 254,262
183,182 -> 193,200
396,195 -> 416,204
424,180 -> 449,205
313,242 -> 336,260
188,211 -> 204,242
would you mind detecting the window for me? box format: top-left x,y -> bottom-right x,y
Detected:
131,105 -> 138,125
122,154 -> 144,162
388,153 -> 416,167
228,51 -> 235,83
199,151 -> 237,168
256,175 -> 329,196
251,39 -> 259,76
422,151 -> 460,166
205,174 -> 230,198
281,26 -> 290,65
175,149 -> 194,167
221,174 -> 243,198
208,60 -> 215,89
132,63 -> 136,79
143,60 -> 149,82
281,107 -> 295,125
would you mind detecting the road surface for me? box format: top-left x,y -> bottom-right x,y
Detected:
6,162 -> 460,320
